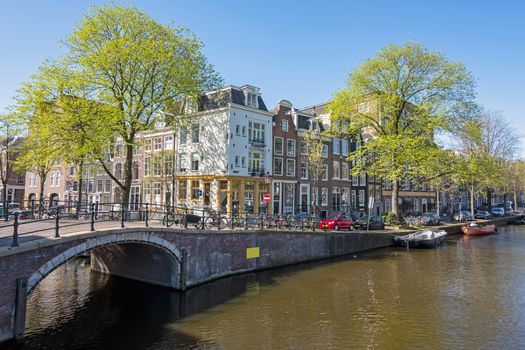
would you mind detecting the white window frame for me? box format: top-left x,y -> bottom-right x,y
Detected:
321,187 -> 328,206
300,162 -> 308,180
333,161 -> 340,179
274,137 -> 284,155
282,120 -> 289,132
322,164 -> 328,181
286,159 -> 296,177
322,144 -> 328,158
333,138 -> 339,155
287,139 -> 296,157
274,157 -> 283,176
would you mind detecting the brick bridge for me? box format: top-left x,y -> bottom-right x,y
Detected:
0,226 -> 393,345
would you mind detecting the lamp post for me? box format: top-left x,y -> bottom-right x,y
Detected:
263,172 -> 272,216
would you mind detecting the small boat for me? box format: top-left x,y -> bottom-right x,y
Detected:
461,223 -> 497,235
394,230 -> 448,248
508,217 -> 525,225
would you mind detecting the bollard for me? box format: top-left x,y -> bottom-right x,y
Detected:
184,208 -> 188,229
121,206 -> 125,228
218,211 -> 222,230
55,212 -> 60,238
90,202 -> 95,232
11,212 -> 19,248
31,199 -> 35,219
201,209 -> 206,230
245,212 -> 248,230
145,203 -> 149,227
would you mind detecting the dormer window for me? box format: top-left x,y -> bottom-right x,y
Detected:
247,92 -> 257,107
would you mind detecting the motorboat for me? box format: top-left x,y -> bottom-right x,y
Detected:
393,229 -> 448,248
461,223 -> 497,235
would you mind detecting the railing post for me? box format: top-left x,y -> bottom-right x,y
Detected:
218,211 -> 221,230
184,207 -> 188,229
145,203 -> 149,227
231,211 -> 235,230
55,211 -> 60,238
201,209 -> 206,230
31,199 -> 35,219
121,205 -> 125,228
90,202 -> 95,232
11,212 -> 19,248
245,212 -> 248,230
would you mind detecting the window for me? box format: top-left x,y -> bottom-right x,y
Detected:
360,172 -> 367,186
358,102 -> 370,113
144,157 -> 150,176
191,180 -> 200,200
359,190 -> 365,207
153,156 -> 162,176
287,139 -> 296,157
322,164 -> 328,181
342,162 -> 349,180
179,129 -> 187,145
154,137 -> 162,150
333,161 -> 340,179
241,156 -> 246,168
300,163 -> 308,180
97,180 -> 103,192
164,154 -> 173,174
178,180 -> 187,200
132,161 -> 139,179
333,138 -> 339,154
322,144 -> 328,158
15,175 -> 23,184
28,173 -> 37,187
105,180 -> 111,193
144,139 -> 152,151
274,137 -> 283,155
342,139 -> 348,156
274,158 -> 283,176
164,136 -> 173,150
143,183 -> 151,204
247,92 -> 257,107
242,126 -> 246,137
153,183 -> 162,206
300,141 -> 307,155
178,154 -> 187,172
352,174 -> 358,186
191,154 -> 199,171
351,190 -> 357,208
116,143 -> 123,157
286,159 -> 295,177
191,125 -> 199,143
235,156 -> 240,167
321,188 -> 328,206
236,125 -> 240,135
248,151 -> 263,172
282,120 -> 289,132
248,121 -> 265,142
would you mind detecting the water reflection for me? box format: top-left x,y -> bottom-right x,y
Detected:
8,226 -> 525,349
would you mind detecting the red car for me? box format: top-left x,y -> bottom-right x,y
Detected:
319,214 -> 354,231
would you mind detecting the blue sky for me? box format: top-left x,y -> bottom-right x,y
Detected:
1,0 -> 524,156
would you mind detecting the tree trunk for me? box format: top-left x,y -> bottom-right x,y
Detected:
436,189 -> 440,216
122,143 -> 134,208
470,183 -> 475,217
391,180 -> 399,218
39,173 -> 47,204
76,160 -> 84,214
503,193 -> 508,215
486,188 -> 492,212
514,191 -> 518,213
2,183 -> 7,220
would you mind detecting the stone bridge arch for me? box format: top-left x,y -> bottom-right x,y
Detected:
26,231 -> 185,295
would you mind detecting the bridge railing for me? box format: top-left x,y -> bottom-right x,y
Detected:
2,201 -> 328,249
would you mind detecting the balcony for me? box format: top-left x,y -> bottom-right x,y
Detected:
248,168 -> 265,177
248,138 -> 266,149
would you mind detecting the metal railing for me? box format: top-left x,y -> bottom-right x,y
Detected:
2,201 -> 377,249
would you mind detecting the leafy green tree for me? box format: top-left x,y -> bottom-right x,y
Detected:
61,4 -> 221,207
301,127 -> 326,219
330,42 -> 477,217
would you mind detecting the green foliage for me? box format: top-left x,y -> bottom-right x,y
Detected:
330,42 -> 477,215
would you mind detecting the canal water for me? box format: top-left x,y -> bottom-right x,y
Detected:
10,226 -> 525,349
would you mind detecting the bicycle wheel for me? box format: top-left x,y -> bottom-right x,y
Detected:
204,216 -> 215,230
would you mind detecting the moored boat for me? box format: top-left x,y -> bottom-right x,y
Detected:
394,230 -> 448,248
461,223 -> 497,235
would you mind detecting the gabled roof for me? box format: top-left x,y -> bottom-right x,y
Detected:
199,85 -> 268,112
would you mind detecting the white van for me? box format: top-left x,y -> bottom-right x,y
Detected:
492,207 -> 505,217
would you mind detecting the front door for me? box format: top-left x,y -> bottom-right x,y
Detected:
204,182 -> 211,207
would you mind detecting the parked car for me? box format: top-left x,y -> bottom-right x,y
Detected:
474,210 -> 491,220
422,212 -> 441,226
350,214 -> 367,229
492,207 -> 505,217
319,214 -> 354,231
453,211 -> 474,221
365,215 -> 386,230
